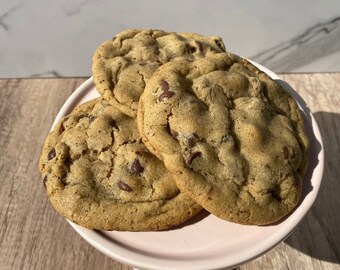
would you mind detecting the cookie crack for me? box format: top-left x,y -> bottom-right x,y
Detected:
136,69 -> 146,90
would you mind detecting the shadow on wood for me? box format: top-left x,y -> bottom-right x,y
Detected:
284,111 -> 340,264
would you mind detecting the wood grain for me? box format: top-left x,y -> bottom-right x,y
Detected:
0,75 -> 339,270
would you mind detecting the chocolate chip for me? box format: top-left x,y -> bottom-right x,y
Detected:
195,41 -> 204,53
158,80 -> 175,101
117,180 -> 133,192
187,151 -> 202,165
89,115 -> 96,123
131,158 -> 144,174
185,43 -> 195,53
187,137 -> 195,148
43,175 -> 48,189
161,80 -> 170,91
214,39 -> 224,51
159,90 -> 175,101
283,146 -> 289,159
187,134 -> 198,148
110,130 -> 115,144
170,129 -> 178,138
166,122 -> 178,138
47,148 -> 56,160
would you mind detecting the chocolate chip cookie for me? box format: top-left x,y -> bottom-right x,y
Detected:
137,53 -> 309,225
39,98 -> 201,231
92,29 -> 226,117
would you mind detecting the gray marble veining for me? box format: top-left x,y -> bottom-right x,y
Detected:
252,17 -> 340,72
1,0 -> 340,78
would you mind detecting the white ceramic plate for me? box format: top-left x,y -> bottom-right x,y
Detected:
52,62 -> 324,270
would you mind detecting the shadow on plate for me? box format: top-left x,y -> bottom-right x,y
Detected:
170,209 -> 211,230
284,111 -> 340,264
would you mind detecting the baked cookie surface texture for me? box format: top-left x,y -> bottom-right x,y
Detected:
138,53 -> 309,225
39,98 -> 201,231
92,29 -> 226,117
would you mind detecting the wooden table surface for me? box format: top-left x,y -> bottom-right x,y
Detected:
0,74 -> 339,270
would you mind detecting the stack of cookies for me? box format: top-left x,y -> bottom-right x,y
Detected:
39,29 -> 309,231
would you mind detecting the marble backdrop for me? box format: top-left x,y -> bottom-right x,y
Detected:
1,0 -> 340,78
